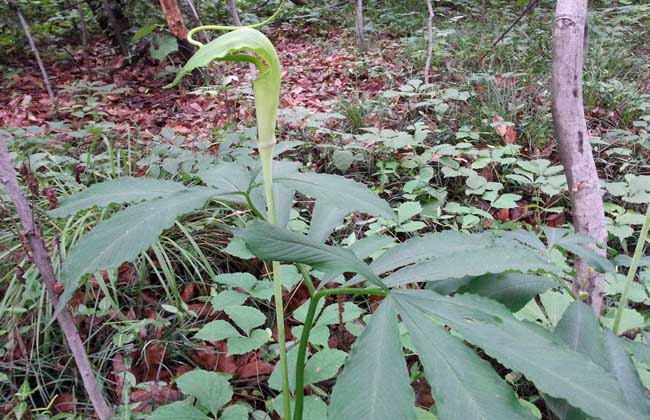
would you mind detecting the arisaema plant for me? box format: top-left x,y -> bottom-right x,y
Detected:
165,26 -> 292,418
47,13 -> 650,420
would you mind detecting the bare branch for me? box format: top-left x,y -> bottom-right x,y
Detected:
9,0 -> 56,103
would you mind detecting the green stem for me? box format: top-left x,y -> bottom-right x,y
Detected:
296,263 -> 316,297
293,288 -> 387,420
260,147 -> 291,420
613,203 -> 650,335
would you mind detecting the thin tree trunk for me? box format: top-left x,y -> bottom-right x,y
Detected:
99,0 -> 128,55
77,0 -> 92,78
159,0 -> 195,59
160,0 -> 189,40
0,136 -> 113,420
84,0 -> 129,51
186,0 -> 210,44
10,0 -> 56,103
552,0 -> 606,315
226,0 -> 243,25
353,0 -> 365,53
226,0 -> 257,77
481,0 -> 486,22
424,0 -> 434,84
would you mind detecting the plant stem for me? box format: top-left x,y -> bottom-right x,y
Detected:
613,203 -> 650,335
293,288 -> 387,420
260,147 -> 291,420
297,263 -> 316,297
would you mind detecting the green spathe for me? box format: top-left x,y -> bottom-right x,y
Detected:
165,28 -> 281,151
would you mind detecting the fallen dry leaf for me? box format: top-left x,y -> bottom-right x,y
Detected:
493,115 -> 516,144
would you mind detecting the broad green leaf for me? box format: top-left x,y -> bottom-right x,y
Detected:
623,337 -> 650,364
315,302 -> 364,326
176,369 -> 233,416
602,331 -> 650,415
329,298 -> 416,420
269,346 -> 300,392
213,272 -> 258,291
148,399 -> 210,420
211,290 -> 247,310
416,408 -> 438,420
367,231 -> 505,276
539,291 -> 573,327
224,305 -> 266,335
221,405 -> 250,420
546,301 -> 605,420
392,290 -> 642,420
492,193 -> 521,209
198,162 -> 251,204
132,23 -> 158,42
303,349 -> 347,385
459,273 -> 557,311
382,247 -> 555,287
222,237 -> 255,260
194,320 -> 241,341
348,235 -> 395,260
332,149 -> 354,171
227,328 -> 269,355
236,221 -> 385,288
395,296 -> 535,420
149,34 -> 178,61
57,188 -> 215,315
49,177 -> 187,218
602,307 -> 645,332
397,201 -> 422,223
553,301 -> 609,365
549,301 -> 649,418
308,201 -> 347,243
273,395 -> 327,420
277,172 -> 395,220
549,229 -> 615,273
165,28 -> 280,150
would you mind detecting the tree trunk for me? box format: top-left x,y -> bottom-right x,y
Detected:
77,0 -> 92,78
0,135 -> 113,420
424,0 -> 434,84
227,0 -> 243,26
353,0 -> 365,52
159,0 -> 188,40
85,0 -> 129,54
99,0 -> 128,55
9,0 -> 56,103
185,0 -> 210,44
158,0 -> 195,59
552,0 -> 606,315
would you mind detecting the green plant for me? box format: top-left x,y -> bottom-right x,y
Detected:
34,19 -> 650,420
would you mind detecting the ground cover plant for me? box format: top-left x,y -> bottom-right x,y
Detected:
1,1 -> 650,419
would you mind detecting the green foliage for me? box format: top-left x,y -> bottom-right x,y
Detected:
55,188 -> 217,316
328,298 -> 416,420
397,295 -> 535,420
6,3 -> 650,419
149,369 -> 236,419
392,290 -> 645,420
236,221 -> 385,289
